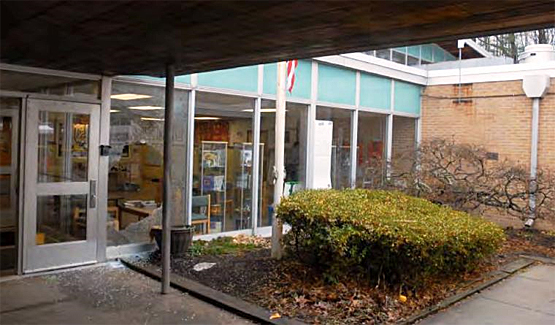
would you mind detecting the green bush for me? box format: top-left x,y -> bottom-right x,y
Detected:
278,189 -> 505,285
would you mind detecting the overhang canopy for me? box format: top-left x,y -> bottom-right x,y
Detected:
1,1 -> 553,76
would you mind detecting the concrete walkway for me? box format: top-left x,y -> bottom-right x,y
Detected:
0,262 -> 251,324
420,264 -> 555,325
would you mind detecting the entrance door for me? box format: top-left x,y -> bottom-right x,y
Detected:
24,99 -> 100,272
0,98 -> 20,275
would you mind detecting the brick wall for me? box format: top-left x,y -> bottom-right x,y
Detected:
392,116 -> 416,173
422,79 -> 555,229
422,79 -> 555,170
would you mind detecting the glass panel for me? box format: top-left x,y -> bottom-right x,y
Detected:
37,111 -> 90,182
0,97 -> 20,275
107,82 -> 188,246
376,49 -> 391,61
316,106 -> 352,189
260,100 -> 308,227
0,70 -> 99,99
36,194 -> 87,245
356,112 -> 387,188
421,44 -> 434,62
194,92 -> 254,233
407,55 -> 420,66
392,50 -> 407,64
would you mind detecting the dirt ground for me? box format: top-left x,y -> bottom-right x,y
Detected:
141,228 -> 555,324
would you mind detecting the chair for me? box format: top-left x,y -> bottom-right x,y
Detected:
191,195 -> 210,234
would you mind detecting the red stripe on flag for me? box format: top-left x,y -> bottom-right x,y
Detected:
286,59 -> 298,93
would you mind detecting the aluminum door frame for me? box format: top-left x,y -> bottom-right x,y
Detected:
0,107 -> 19,229
23,98 -> 100,273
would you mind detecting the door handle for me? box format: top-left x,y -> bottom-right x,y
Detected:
89,180 -> 97,209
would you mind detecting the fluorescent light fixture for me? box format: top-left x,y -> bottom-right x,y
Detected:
111,93 -> 152,100
129,106 -> 164,110
195,117 -> 221,120
141,117 -> 164,121
242,108 -> 284,113
110,109 -> 120,113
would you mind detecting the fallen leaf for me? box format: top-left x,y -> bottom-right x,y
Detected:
269,312 -> 281,320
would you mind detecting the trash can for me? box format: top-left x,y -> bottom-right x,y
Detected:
150,225 -> 195,255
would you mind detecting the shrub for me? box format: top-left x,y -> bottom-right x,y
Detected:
278,189 -> 505,286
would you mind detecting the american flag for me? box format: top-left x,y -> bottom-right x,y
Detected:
286,60 -> 298,93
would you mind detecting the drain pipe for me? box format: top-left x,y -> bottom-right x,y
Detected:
522,75 -> 549,228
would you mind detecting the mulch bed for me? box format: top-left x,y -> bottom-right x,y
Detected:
142,228 -> 555,324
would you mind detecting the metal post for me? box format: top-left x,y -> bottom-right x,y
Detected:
161,64 -> 175,294
271,61 -> 287,259
386,114 -> 393,180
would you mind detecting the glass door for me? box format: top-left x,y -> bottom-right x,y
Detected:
24,99 -> 99,272
0,98 -> 20,276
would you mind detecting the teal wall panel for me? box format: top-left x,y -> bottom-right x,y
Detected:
263,63 -> 277,95
317,64 -> 356,105
176,75 -> 192,84
263,60 -> 311,99
198,65 -> 258,92
132,74 -> 191,84
359,73 -> 391,110
394,81 -> 421,114
393,47 -> 407,54
407,45 -> 420,58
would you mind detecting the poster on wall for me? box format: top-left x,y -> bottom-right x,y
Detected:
312,120 -> 333,189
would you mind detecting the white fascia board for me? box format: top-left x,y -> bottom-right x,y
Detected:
315,53 -> 428,86
427,61 -> 555,85
0,63 -> 101,80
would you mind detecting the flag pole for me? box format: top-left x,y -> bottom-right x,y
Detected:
271,61 -> 287,259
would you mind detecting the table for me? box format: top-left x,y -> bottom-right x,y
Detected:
117,203 -> 158,229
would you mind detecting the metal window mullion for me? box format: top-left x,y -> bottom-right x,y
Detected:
96,76 -> 111,263
251,64 -> 263,235
251,97 -> 261,234
386,79 -> 395,179
185,75 -> 197,227
350,71 -> 360,188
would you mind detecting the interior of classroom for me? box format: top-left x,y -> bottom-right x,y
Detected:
104,80 -> 411,247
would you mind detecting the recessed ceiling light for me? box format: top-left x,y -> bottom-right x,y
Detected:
141,117 -> 164,121
110,109 -> 120,113
111,93 -> 152,100
195,117 -> 221,120
129,106 -> 164,110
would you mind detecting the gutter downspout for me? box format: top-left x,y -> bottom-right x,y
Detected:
526,97 -> 540,228
522,75 -> 549,228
